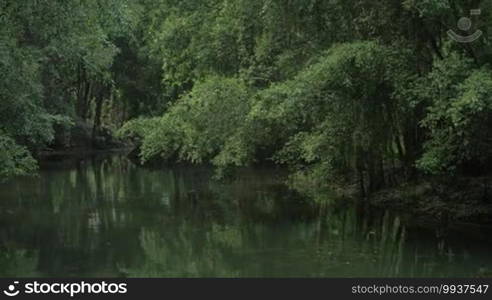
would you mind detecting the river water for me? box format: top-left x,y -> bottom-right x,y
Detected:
0,153 -> 491,277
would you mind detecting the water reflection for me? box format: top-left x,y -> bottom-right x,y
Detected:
0,154 -> 491,277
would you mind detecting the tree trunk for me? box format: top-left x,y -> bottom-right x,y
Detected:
92,83 -> 109,145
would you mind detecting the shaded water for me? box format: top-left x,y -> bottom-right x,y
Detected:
0,153 -> 491,277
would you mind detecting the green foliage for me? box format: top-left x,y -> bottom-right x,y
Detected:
0,20 -> 52,146
0,0 -> 135,179
118,76 -> 252,167
418,55 -> 492,174
0,133 -> 38,180
403,0 -> 451,17
247,42 -> 412,186
3,0 -> 492,190
119,0 -> 492,191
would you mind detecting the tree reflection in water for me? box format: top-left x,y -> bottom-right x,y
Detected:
0,154 -> 491,277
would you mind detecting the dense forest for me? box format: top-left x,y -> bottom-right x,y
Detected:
1,0 -> 492,198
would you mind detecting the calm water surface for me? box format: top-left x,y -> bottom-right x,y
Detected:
0,153 -> 491,277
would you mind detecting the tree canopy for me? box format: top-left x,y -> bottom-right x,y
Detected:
2,0 -> 492,193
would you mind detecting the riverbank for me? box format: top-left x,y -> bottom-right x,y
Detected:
288,169 -> 492,226
35,144 -> 492,228
34,118 -> 130,160
369,176 -> 492,226
37,147 -> 132,159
